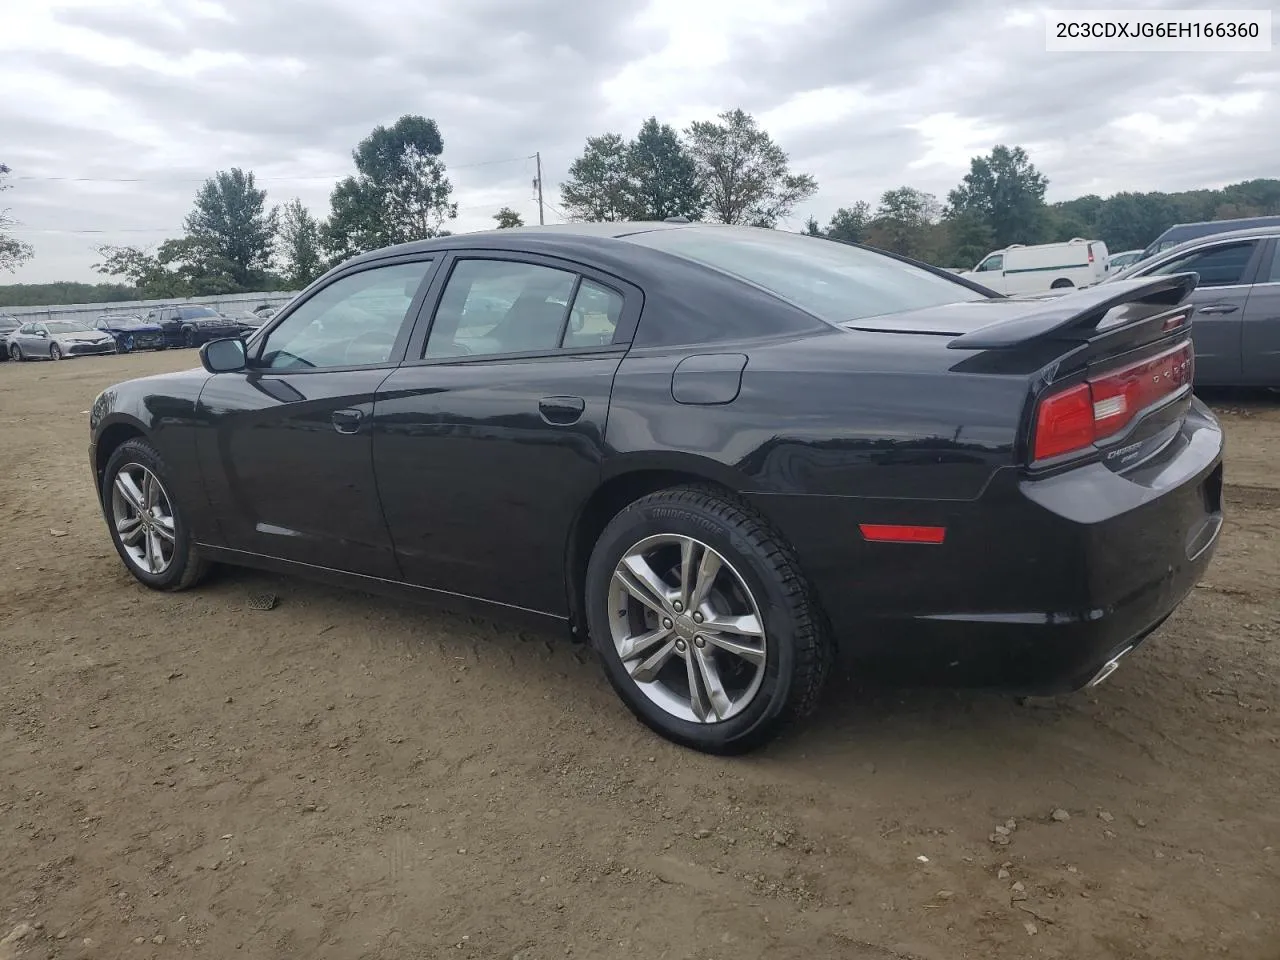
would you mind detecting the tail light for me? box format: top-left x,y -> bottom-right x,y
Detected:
1032,339 -> 1194,461
1088,244 -> 1095,263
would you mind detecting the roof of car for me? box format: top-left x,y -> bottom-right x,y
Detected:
1154,224 -> 1280,255
342,221 -> 715,266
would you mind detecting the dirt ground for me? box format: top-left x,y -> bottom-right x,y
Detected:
1,349 -> 1277,960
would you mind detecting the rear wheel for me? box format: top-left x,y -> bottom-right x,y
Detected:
102,438 -> 208,591
49,343 -> 62,361
1050,278 -> 1074,289
182,327 -> 198,348
585,485 -> 830,754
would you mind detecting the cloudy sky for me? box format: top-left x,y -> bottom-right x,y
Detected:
2,0 -> 1275,283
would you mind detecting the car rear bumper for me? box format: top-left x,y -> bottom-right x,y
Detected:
748,399 -> 1225,693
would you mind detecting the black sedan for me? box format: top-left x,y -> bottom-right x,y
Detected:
145,304 -> 243,348
88,223 -> 1224,753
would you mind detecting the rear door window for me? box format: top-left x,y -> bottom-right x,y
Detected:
1146,241 -> 1258,287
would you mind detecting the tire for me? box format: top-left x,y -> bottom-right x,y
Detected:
1050,278 -> 1074,289
101,438 -> 209,591
49,343 -> 62,361
585,485 -> 831,754
120,335 -> 133,353
10,344 -> 21,362
182,327 -> 197,348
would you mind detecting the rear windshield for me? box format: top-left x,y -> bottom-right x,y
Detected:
625,226 -> 987,322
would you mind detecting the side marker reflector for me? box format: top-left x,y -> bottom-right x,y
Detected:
859,524 -> 946,544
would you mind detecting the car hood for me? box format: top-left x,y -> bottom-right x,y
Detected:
53,330 -> 113,342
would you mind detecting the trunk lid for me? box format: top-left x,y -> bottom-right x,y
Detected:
845,274 -> 1201,472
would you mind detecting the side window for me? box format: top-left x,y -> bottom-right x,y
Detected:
563,279 -> 624,349
424,259 -> 576,359
257,260 -> 432,370
979,254 -> 1003,272
1267,242 -> 1280,284
1148,241 -> 1257,288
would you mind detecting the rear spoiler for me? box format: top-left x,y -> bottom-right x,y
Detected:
946,273 -> 1197,350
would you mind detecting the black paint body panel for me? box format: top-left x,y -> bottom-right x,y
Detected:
88,224 -> 1225,694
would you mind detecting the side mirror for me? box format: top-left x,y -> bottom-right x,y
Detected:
200,337 -> 247,374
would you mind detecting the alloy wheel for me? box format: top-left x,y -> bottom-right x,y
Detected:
607,534 -> 768,724
110,463 -> 178,575
49,343 -> 61,360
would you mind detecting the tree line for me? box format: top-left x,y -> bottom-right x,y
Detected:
4,107 -> 1279,307
802,146 -> 1280,267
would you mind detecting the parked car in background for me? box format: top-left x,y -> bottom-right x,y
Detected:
960,238 -> 1110,295
1107,249 -> 1144,272
1109,225 -> 1280,387
8,319 -> 116,360
89,222 -> 1221,753
231,305 -> 280,335
1140,215 -> 1280,261
94,314 -> 166,353
144,304 -> 243,348
0,313 -> 19,361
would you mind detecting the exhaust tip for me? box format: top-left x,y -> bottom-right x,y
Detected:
1086,645 -> 1134,688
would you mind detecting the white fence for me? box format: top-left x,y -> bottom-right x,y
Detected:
3,290 -> 302,325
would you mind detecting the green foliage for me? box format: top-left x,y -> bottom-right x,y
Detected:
184,168 -> 277,288
685,109 -> 817,227
276,198 -> 325,287
322,115 -> 458,260
825,202 -> 872,243
946,145 -> 1049,249
493,206 -> 524,229
1,163 -> 34,273
627,118 -> 704,221
560,133 -> 636,222
866,188 -> 942,260
0,281 -> 139,308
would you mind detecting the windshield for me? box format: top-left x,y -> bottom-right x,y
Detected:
625,226 -> 987,323
47,321 -> 93,334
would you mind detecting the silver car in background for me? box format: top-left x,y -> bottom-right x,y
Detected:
7,319 -> 117,361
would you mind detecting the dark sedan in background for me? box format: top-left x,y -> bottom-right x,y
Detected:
94,314 -> 166,353
89,223 -> 1222,753
10,319 -> 116,360
0,313 -> 19,360
1109,225 -> 1280,387
144,304 -> 242,348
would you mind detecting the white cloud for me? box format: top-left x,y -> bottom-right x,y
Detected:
1,0 -> 1276,283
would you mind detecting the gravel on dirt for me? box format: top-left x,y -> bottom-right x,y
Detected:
2,351 -> 1279,959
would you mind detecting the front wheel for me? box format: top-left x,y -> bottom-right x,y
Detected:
102,438 -> 208,591
49,343 -> 62,361
182,327 -> 198,348
585,486 -> 831,754
9,345 -> 21,362
120,334 -> 133,353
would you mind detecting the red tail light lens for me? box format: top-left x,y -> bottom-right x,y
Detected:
1032,340 -> 1194,462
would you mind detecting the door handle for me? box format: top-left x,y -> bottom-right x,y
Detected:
1197,304 -> 1239,315
538,396 -> 586,425
331,408 -> 364,435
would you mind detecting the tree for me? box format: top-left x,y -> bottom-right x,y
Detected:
493,206 -> 524,229
947,145 -> 1049,248
684,109 -> 817,227
938,209 -> 995,267
184,168 -> 276,289
627,117 -> 703,221
803,216 -> 823,237
826,202 -> 872,243
866,187 -> 941,259
323,115 -> 458,260
559,133 -> 635,222
275,198 -> 324,287
0,164 -> 34,273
